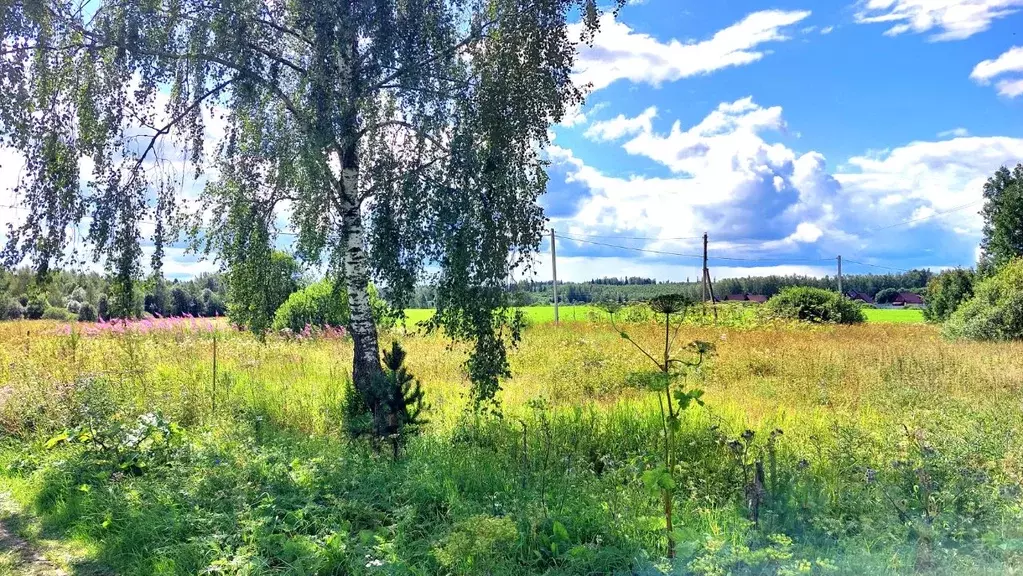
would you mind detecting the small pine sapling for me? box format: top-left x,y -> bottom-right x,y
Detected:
379,341 -> 428,459
343,341 -> 428,459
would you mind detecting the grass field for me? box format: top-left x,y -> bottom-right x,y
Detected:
404,305 -> 927,325
0,316 -> 1019,575
862,308 -> 926,323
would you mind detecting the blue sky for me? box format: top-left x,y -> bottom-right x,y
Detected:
532,0 -> 1023,282
3,0 -> 1023,282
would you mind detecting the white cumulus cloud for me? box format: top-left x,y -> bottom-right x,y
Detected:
971,46 -> 1023,97
584,106 -> 658,141
572,10 -> 811,94
545,97 -> 1023,280
855,0 -> 1023,41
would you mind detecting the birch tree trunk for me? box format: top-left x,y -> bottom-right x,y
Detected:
340,166 -> 383,394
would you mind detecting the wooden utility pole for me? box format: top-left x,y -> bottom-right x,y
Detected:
837,255 -> 843,295
550,228 -> 559,325
702,233 -> 710,305
702,233 -> 718,321
212,333 -> 218,417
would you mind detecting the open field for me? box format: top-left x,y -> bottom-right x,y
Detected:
404,305 -> 927,326
862,308 -> 926,324
0,318 -> 1020,574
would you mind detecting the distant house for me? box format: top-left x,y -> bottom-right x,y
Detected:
845,290 -> 874,304
892,291 -> 924,306
722,293 -> 768,304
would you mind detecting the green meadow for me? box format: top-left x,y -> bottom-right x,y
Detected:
0,314 -> 1020,575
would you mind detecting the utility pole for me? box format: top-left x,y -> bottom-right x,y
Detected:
550,228 -> 559,325
702,233 -> 710,305
702,233 -> 718,321
837,255 -> 843,295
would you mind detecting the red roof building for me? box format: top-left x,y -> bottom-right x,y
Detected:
846,290 -> 874,304
892,291 -> 924,306
723,293 -> 768,303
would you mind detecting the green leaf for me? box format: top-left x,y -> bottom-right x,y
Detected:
552,520 -> 569,542
44,432 -> 70,450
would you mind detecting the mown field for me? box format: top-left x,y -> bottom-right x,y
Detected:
0,315 -> 1020,575
404,305 -> 926,326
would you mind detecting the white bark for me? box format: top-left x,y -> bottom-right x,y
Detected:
340,167 -> 382,392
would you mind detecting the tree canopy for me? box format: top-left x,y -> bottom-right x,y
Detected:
980,164 -> 1023,273
1,0 -> 622,405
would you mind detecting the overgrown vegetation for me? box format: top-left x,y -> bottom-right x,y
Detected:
764,287 -> 866,324
943,258 -> 1023,341
923,268 -> 975,323
1,319 -> 1021,574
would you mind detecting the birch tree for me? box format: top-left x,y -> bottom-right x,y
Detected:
0,0 -> 620,405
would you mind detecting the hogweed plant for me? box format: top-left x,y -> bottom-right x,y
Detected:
604,294 -> 715,558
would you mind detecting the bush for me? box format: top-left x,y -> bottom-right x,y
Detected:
66,300 -> 82,314
874,288 -> 900,304
765,287 -> 865,324
943,259 -> 1023,341
26,294 -> 48,319
77,302 -> 98,322
42,307 -> 76,321
272,280 -> 350,333
1,296 -> 23,320
923,268 -> 975,323
97,294 -> 109,320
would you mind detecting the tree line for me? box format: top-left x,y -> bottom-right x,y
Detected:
409,270 -> 934,307
0,267 -> 228,321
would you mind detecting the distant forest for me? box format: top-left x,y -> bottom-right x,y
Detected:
2,265 -> 935,321
410,270 -> 935,307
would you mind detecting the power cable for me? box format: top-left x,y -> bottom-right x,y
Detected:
870,200 -> 983,232
556,234 -> 835,263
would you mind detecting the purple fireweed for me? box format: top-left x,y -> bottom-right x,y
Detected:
56,316 -> 222,336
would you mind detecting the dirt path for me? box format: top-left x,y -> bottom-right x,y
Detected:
0,492 -> 67,576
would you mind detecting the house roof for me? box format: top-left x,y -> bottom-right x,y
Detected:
846,290 -> 874,304
894,291 -> 924,304
723,293 -> 767,303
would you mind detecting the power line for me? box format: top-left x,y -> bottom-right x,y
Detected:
555,234 -> 702,259
842,259 -> 909,273
555,234 -> 834,263
870,200 -> 983,232
555,231 -> 703,241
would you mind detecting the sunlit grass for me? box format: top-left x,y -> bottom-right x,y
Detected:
0,317 -> 1020,574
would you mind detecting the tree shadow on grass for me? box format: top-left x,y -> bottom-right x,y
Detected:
0,500 -> 112,576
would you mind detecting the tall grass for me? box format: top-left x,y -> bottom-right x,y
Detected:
0,319 -> 1021,574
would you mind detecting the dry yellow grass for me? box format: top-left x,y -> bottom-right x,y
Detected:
2,319 -> 1021,438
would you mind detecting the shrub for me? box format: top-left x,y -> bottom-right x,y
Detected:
874,288 -> 900,304
1,296 -> 23,320
26,294 -> 48,319
70,287 -> 88,303
77,302 -> 98,322
923,268 -> 975,323
66,300 -> 82,314
272,280 -> 350,333
97,294 -> 109,320
765,287 -> 865,324
42,307 -> 76,321
5,302 -> 25,320
943,259 -> 1023,341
